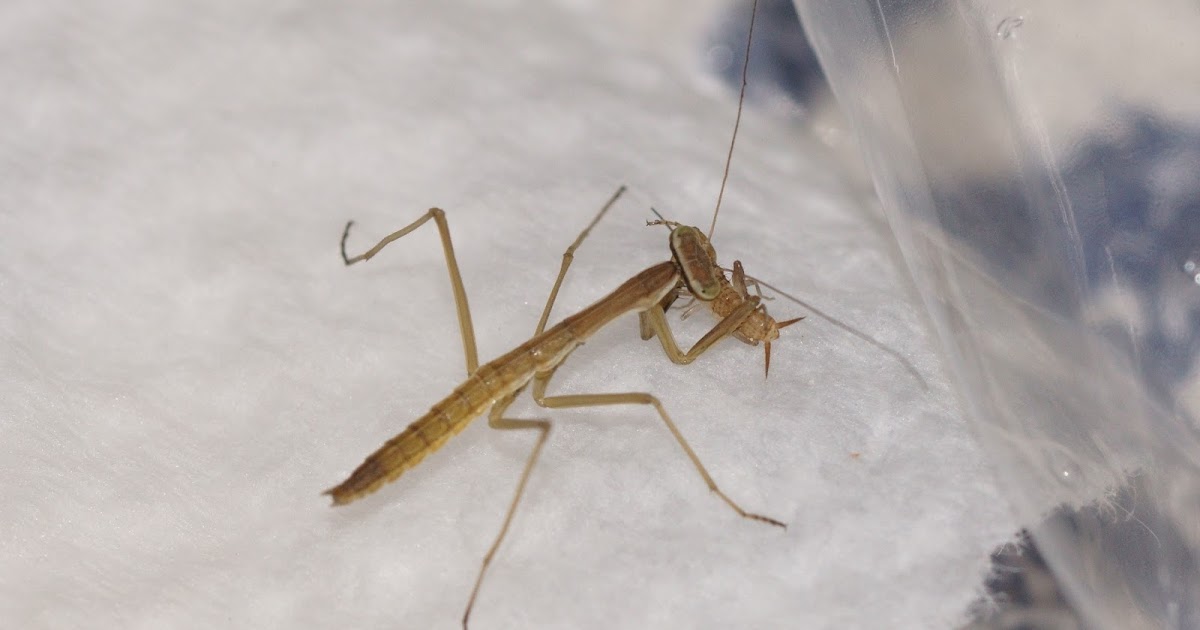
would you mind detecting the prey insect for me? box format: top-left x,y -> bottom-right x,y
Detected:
647,214 -> 803,376
646,212 -> 926,385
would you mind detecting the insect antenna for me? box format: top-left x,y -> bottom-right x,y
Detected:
736,269 -> 930,390
708,0 -> 759,241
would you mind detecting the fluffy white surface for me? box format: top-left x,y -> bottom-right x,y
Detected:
1,1 -> 1015,628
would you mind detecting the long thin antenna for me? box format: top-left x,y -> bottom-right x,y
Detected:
708,0 -> 759,241
740,271 -> 930,390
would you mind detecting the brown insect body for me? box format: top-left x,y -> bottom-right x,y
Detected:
711,268 -> 783,347
661,223 -> 802,376
331,192 -> 785,628
326,261 -> 680,505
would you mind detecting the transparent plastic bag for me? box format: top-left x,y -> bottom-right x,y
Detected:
793,0 -> 1200,626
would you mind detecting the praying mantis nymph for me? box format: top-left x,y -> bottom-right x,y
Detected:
324,0 -> 924,626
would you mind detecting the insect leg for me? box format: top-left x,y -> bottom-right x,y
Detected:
535,185 -> 627,335
462,389 -> 552,629
530,368 -> 784,528
340,208 -> 480,375
639,294 -> 761,365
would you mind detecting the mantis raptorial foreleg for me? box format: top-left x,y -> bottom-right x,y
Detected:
639,292 -> 761,365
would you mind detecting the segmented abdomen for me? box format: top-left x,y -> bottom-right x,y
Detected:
711,281 -> 775,343
325,261 -> 678,506
325,328 -> 576,505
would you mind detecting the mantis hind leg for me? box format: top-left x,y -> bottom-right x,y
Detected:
464,390 -> 552,629
530,366 -> 784,528
340,208 -> 480,375
338,185 -> 627,375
